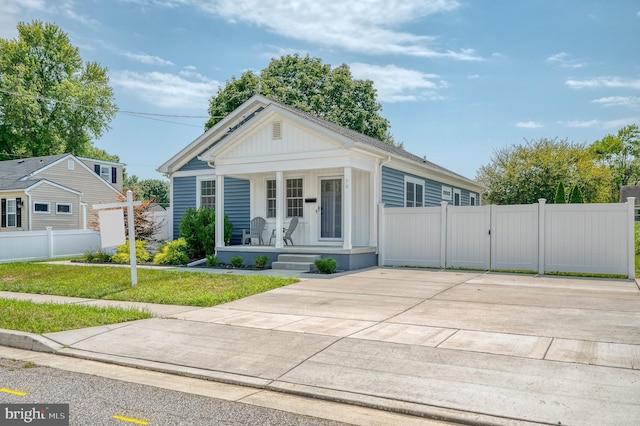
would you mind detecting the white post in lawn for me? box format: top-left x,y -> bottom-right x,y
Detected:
93,190 -> 142,287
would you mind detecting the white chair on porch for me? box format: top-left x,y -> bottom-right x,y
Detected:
242,217 -> 266,245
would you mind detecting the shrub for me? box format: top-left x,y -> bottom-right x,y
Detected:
179,208 -> 234,258
635,222 -> 640,256
568,184 -> 584,203
111,240 -> 151,264
153,238 -> 189,265
230,255 -> 243,268
82,249 -> 111,263
554,181 -> 566,204
315,257 -> 337,274
254,255 -> 269,269
206,254 -> 219,267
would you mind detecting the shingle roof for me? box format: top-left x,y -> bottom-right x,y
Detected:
0,154 -> 69,191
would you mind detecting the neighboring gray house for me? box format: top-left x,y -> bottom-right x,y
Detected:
620,185 -> 640,220
158,95 -> 484,270
0,154 -> 124,231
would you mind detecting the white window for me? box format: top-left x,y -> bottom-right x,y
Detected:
198,179 -> 216,210
266,179 -> 277,218
34,202 -> 51,214
405,176 -> 424,207
67,160 -> 74,170
56,203 -> 72,215
6,199 -> 16,227
286,178 -> 303,218
99,165 -> 111,182
441,186 -> 452,201
453,188 -> 461,206
470,193 -> 477,206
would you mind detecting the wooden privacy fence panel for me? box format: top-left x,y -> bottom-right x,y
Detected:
0,229 -> 100,263
379,198 -> 635,278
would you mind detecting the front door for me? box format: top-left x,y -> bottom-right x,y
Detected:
320,178 -> 342,239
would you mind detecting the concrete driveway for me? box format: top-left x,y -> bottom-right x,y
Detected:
6,268 -> 640,425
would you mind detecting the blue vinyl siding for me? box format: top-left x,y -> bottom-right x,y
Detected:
381,166 -> 479,207
172,176 -> 250,244
381,167 -> 404,207
178,157 -> 210,172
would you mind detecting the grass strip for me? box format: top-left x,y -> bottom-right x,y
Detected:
0,299 -> 152,334
0,263 -> 299,306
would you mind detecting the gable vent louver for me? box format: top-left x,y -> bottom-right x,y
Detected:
272,121 -> 282,140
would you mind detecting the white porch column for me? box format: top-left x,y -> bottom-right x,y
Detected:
275,171 -> 284,248
343,166 -> 352,249
215,175 -> 225,251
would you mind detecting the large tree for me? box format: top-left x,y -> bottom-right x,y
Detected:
206,54 -> 396,145
476,138 -> 614,205
0,20 -> 117,160
589,124 -> 640,189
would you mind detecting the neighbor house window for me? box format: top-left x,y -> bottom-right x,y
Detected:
199,179 -> 215,210
287,178 -> 303,217
441,186 -> 452,201
56,203 -> 72,215
470,193 -> 477,206
266,179 -> 277,218
34,202 -> 50,214
453,188 -> 461,206
6,199 -> 16,227
405,176 -> 424,207
99,165 -> 110,182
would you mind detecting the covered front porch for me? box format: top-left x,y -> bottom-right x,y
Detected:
215,244 -> 379,271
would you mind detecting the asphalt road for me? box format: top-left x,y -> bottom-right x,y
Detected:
0,358 -> 348,426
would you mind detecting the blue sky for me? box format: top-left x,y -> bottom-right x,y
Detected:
2,0 -> 639,181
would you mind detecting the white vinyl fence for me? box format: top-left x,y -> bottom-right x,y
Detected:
379,198 -> 636,278
0,228 -> 101,264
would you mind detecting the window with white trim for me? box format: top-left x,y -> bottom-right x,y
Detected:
470,193 -> 477,206
34,202 -> 51,214
6,199 -> 16,227
441,185 -> 452,201
199,179 -> 215,210
56,203 -> 72,215
99,165 -> 110,182
286,178 -> 303,218
453,188 -> 461,206
266,179 -> 276,218
405,176 -> 424,207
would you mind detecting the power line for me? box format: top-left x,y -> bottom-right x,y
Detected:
0,88 -> 222,122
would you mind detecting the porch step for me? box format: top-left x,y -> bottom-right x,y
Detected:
272,254 -> 320,272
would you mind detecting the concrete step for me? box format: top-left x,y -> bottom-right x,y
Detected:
271,261 -> 317,272
277,254 -> 321,263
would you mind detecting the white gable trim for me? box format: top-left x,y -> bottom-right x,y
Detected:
25,179 -> 83,195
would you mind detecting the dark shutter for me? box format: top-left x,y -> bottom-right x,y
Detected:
16,197 -> 21,228
111,167 -> 117,184
1,198 -> 5,227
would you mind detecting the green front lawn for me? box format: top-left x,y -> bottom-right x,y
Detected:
0,262 -> 299,333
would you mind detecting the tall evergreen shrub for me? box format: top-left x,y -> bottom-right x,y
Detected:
569,185 -> 584,203
554,181 -> 566,204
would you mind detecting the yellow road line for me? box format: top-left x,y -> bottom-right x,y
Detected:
0,387 -> 27,396
112,415 -> 150,425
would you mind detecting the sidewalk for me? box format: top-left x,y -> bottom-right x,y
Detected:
2,268 -> 640,425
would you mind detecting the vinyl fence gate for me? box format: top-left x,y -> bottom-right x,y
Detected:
379,198 -> 635,278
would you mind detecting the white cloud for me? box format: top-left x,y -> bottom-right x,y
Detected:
0,0 -> 46,38
515,121 -> 543,129
591,96 -> 640,108
545,52 -> 585,69
190,0 -> 481,60
566,77 -> 640,90
560,118 -> 639,129
122,51 -> 174,66
110,69 -> 220,109
349,63 -> 447,102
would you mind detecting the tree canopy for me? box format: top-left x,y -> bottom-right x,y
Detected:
589,124 -> 640,189
476,138 -> 614,205
206,54 -> 396,146
0,20 -> 117,161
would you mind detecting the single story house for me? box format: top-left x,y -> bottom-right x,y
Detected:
0,153 -> 124,232
158,95 -> 485,270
